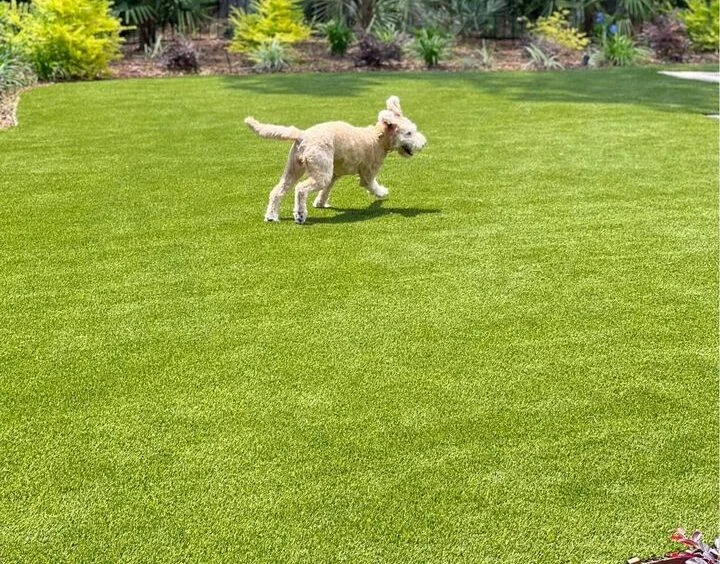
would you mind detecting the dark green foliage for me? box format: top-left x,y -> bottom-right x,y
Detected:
114,0 -> 214,47
321,18 -> 353,56
411,27 -> 450,67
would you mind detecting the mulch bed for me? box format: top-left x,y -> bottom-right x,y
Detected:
109,36 -> 719,79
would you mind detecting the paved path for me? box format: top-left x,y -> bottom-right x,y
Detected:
658,71 -> 720,83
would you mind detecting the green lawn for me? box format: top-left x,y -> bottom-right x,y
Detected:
0,68 -> 717,563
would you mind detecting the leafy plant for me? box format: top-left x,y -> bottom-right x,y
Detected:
523,42 -> 564,69
228,0 -> 311,53
144,35 -> 164,59
9,0 -> 124,80
477,38 -> 495,67
114,0 -> 213,47
352,28 -> 404,66
528,9 -> 589,51
163,36 -> 199,72
641,13 -> 689,61
679,0 -> 719,51
602,32 -> 649,65
670,528 -> 719,564
249,37 -> 289,70
320,18 -> 353,56
0,44 -> 36,98
411,27 -> 450,67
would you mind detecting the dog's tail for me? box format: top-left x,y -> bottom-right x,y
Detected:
244,117 -> 303,141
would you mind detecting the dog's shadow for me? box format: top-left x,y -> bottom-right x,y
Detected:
306,200 -> 440,225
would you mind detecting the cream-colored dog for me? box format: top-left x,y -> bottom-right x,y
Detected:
245,96 -> 427,224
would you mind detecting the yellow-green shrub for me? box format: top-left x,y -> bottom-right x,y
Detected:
680,0 -> 719,51
228,0 -> 310,53
9,0 -> 123,80
528,10 -> 589,51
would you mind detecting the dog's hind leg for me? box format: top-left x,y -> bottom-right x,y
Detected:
294,153 -> 333,224
313,177 -> 336,209
265,144 -> 303,222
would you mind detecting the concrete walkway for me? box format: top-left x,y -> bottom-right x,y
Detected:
658,71 -> 720,83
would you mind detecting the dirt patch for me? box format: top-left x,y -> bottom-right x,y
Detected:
0,92 -> 20,130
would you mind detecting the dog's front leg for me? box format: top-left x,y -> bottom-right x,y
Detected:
362,177 -> 389,200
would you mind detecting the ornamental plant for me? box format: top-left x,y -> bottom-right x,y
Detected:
228,0 -> 310,53
641,13 -> 689,62
412,28 -> 451,68
320,19 -> 353,57
527,9 -> 589,52
679,0 -> 719,51
5,0 -> 123,80
670,528 -> 719,563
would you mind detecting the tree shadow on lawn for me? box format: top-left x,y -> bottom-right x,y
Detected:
222,72 -> 383,97
403,68 -> 719,115
306,200 -> 440,224
225,68 -> 717,115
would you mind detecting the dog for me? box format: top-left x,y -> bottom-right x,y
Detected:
245,96 -> 427,224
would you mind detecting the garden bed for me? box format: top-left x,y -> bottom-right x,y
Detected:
109,35 -> 718,79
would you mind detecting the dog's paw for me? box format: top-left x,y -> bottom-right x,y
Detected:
264,215 -> 280,223
313,200 -> 332,209
293,211 -> 307,224
374,186 -> 389,199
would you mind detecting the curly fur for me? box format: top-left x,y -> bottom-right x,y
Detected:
245,95 -> 427,224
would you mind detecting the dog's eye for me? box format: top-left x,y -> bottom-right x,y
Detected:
404,131 -> 412,136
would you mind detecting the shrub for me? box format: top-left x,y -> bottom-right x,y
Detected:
602,33 -> 650,65
228,0 -> 311,53
352,29 -> 404,67
528,9 -> 589,52
411,28 -> 451,68
163,37 -> 199,72
0,44 -> 36,98
10,0 -> 123,80
679,0 -> 719,51
588,32 -> 651,66
641,13 -> 690,61
523,42 -> 564,70
249,38 -> 289,71
321,19 -> 353,56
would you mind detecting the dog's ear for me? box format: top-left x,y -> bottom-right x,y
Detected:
378,109 -> 400,129
386,96 -> 402,117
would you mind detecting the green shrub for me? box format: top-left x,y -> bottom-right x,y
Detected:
412,28 -> 451,68
588,32 -> 651,66
321,18 -> 353,56
228,0 -> 310,53
249,38 -> 289,71
679,0 -> 719,51
7,0 -> 123,80
528,10 -> 589,52
0,44 -> 36,98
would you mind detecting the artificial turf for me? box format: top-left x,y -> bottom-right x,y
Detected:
0,68 -> 717,562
